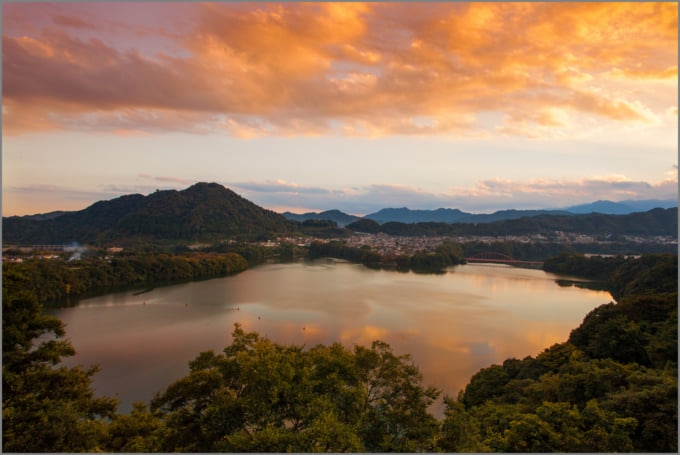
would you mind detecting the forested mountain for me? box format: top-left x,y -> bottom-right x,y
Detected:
446,253 -> 678,452
460,209 -> 575,223
347,208 -> 678,237
291,201 -> 677,226
4,185 -> 677,246
362,207 -> 578,224
2,183 -> 297,245
282,209 -> 361,227
363,207 -> 471,224
10,210 -> 70,221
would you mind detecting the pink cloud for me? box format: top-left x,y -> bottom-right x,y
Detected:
2,2 -> 676,137
227,172 -> 678,214
51,14 -> 96,29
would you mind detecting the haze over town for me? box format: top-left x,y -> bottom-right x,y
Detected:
2,2 -> 677,217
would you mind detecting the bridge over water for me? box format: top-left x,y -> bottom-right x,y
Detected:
465,252 -> 544,267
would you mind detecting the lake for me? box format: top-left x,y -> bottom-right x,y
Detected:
47,261 -> 611,415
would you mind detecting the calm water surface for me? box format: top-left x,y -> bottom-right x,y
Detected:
48,261 -> 611,415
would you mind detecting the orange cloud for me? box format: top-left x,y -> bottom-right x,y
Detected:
2,2 -> 677,137
449,173 -> 679,204
340,325 -> 393,346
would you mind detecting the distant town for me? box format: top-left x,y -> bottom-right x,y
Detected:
4,228 -> 677,264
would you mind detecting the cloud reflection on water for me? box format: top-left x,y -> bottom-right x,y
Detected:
51,262 -> 611,415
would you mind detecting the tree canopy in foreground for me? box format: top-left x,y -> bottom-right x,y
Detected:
2,253 -> 677,452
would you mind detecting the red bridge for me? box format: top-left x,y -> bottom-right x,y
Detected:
465,252 -> 544,267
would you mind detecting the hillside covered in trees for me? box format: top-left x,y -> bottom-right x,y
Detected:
2,252 -> 249,304
446,253 -> 677,452
346,207 -> 678,238
2,253 -> 676,452
2,183 -> 297,245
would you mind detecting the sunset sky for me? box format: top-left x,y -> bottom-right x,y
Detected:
2,2 -> 678,216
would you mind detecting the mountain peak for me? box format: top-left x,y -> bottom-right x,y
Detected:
184,182 -> 234,195
187,182 -> 223,190
2,182 -> 294,245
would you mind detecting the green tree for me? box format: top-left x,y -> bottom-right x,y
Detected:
461,364 -> 511,408
439,397 -> 486,451
601,369 -> 678,452
151,324 -> 440,452
580,399 -> 637,452
103,402 -> 163,452
501,412 -> 562,452
354,340 -> 441,452
2,272 -> 117,452
346,218 -> 381,234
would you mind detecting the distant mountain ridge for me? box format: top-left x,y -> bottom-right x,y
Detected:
9,210 -> 70,221
11,197 -> 676,228
281,199 -> 677,225
348,208 -> 678,238
362,207 -> 573,224
363,207 -> 468,224
4,186 -> 677,246
562,199 -> 678,215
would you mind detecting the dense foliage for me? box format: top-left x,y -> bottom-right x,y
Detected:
441,254 -> 678,452
346,218 -> 382,233
282,209 -> 361,227
2,252 -> 676,452
543,252 -> 628,281
568,254 -> 677,370
461,240 -> 573,262
308,239 -> 465,272
297,219 -> 349,238
147,325 -> 441,452
443,345 -> 677,452
2,270 -> 118,452
3,252 -> 248,304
